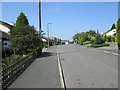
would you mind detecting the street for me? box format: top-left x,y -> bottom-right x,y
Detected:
57,44 -> 118,88
9,44 -> 118,88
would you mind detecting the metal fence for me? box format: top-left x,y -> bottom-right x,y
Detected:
2,52 -> 36,89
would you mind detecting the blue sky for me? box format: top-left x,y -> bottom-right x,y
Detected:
2,2 -> 118,40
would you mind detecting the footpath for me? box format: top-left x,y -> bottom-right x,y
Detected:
96,43 -> 120,55
8,46 -> 61,88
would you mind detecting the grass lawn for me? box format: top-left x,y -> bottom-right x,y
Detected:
82,41 -> 115,47
105,42 -> 115,45
83,44 -> 91,47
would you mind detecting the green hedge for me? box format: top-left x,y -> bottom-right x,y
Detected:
90,43 -> 110,47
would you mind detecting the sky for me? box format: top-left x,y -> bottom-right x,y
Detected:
2,2 -> 118,41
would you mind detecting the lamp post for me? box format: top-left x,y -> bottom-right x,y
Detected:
38,0 -> 42,55
47,23 -> 52,48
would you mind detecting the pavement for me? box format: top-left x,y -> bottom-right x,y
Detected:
57,44 -> 118,88
93,43 -> 119,55
9,46 -> 61,88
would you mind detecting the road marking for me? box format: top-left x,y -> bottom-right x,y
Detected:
104,51 -> 110,54
112,53 -> 119,56
56,47 -> 66,89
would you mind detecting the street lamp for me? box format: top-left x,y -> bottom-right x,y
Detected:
47,23 -> 52,48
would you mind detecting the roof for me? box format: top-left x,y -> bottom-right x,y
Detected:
0,20 -> 14,29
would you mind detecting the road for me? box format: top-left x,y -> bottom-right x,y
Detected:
57,44 -> 118,88
8,44 -> 118,88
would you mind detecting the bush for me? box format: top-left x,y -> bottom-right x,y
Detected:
116,18 -> 120,49
69,41 -> 74,44
106,35 -> 112,42
43,41 -> 48,48
91,37 -> 95,42
94,34 -> 102,44
27,46 -> 41,55
2,54 -> 23,67
111,36 -> 115,42
116,33 -> 120,49
102,37 -> 106,43
90,43 -> 109,47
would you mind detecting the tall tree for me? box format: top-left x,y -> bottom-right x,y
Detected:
16,13 -> 29,27
116,18 -> 120,50
111,24 -> 116,30
9,26 -> 40,54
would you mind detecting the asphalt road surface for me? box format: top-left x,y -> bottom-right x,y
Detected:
8,44 -> 118,88
57,44 -> 118,88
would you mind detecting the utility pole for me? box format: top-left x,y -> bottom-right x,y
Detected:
38,0 -> 42,55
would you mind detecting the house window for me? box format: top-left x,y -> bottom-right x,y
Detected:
4,42 -> 7,45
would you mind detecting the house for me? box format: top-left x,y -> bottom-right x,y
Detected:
0,21 -> 14,51
102,29 -> 116,36
61,40 -> 69,45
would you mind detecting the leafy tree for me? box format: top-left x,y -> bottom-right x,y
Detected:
110,24 -> 116,30
116,18 -> 120,50
16,13 -> 29,27
86,30 -> 96,36
9,26 -> 40,54
94,34 -> 102,44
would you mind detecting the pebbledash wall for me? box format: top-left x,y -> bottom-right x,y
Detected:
105,29 -> 116,36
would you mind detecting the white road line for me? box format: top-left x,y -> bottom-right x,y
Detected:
104,51 -> 110,54
112,53 -> 119,56
56,47 -> 65,89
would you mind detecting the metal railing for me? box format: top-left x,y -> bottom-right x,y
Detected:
2,53 -> 36,89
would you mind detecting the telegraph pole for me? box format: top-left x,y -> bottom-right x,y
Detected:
38,0 -> 42,55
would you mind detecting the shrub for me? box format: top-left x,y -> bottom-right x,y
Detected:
94,34 -> 102,44
90,43 -> 109,47
91,37 -> 95,42
102,37 -> 106,43
106,35 -> 112,42
2,54 -> 23,67
111,36 -> 115,42
116,18 -> 120,50
116,33 -> 120,49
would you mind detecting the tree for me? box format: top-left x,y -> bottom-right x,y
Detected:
111,24 -> 116,30
16,13 -> 29,27
86,30 -> 96,36
9,26 -> 40,54
94,34 -> 102,44
116,18 -> 120,50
